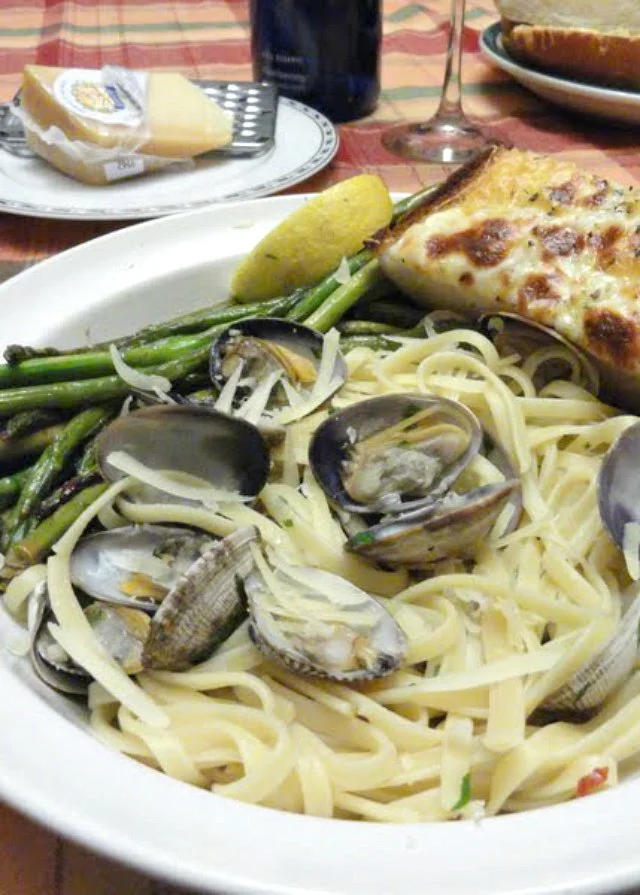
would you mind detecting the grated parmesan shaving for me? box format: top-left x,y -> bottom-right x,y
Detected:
106,450 -> 249,509
261,548 -> 379,625
281,377 -> 303,408
334,256 -> 351,285
109,344 -> 172,400
622,522 -> 640,581
108,550 -> 174,582
281,427 -> 300,488
277,328 -> 342,424
214,358 -> 244,414
236,369 -> 282,426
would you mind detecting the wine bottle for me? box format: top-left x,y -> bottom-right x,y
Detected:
249,0 -> 381,123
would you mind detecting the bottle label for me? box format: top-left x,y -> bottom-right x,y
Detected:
53,68 -> 146,127
259,50 -> 308,94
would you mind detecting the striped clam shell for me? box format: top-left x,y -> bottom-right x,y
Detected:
244,563 -> 407,682
542,588 -> 640,716
142,526 -> 258,671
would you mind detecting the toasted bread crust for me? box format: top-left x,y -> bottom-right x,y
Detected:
376,146 -> 502,254
496,0 -> 640,33
503,20 -> 640,90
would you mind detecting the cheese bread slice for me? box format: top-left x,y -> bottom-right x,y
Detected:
377,147 -> 640,409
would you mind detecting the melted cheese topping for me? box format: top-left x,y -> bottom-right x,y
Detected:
380,149 -> 640,374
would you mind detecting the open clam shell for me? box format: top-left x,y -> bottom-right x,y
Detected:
95,404 -> 269,503
28,583 -> 91,696
479,312 -> 600,395
309,393 -> 483,516
30,526 -> 259,686
541,587 -> 640,717
142,525 -> 258,671
210,317 -> 347,411
597,420 -> 640,562
347,481 -> 521,569
244,560 -> 407,681
69,525 -> 217,613
28,583 -> 150,694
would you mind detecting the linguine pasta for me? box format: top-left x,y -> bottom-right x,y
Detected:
28,324 -> 640,822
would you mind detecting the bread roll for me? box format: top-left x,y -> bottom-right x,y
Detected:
497,0 -> 640,32
495,0 -> 640,90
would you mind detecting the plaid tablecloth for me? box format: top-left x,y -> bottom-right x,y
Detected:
2,0 -> 640,266
1,1 -> 640,893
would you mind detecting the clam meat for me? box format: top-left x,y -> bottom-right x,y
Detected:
309,393 -> 482,516
209,318 -> 347,421
69,525 -> 218,612
29,581 -> 150,695
244,557 -> 407,681
309,393 -> 522,569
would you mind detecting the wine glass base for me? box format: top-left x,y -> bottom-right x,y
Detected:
382,117 -> 503,164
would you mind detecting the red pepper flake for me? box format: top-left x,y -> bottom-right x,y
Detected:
576,767 -> 609,797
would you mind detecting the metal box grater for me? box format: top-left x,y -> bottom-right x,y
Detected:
0,80 -> 279,159
194,80 -> 279,157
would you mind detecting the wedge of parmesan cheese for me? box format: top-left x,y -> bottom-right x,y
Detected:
22,65 -> 232,157
20,64 -> 233,184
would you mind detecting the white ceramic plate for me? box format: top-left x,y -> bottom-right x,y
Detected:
0,98 -> 338,221
2,197 -> 640,895
481,23 -> 640,125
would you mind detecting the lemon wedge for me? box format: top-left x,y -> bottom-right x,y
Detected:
230,174 -> 393,302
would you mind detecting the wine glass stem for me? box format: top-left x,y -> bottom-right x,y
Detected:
434,0 -> 467,123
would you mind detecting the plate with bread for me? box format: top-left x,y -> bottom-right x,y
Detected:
0,66 -> 338,221
482,1 -> 640,125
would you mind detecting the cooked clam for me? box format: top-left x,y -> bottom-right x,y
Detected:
244,559 -> 407,681
479,312 -> 599,395
28,582 -> 90,696
538,423 -> 640,716
210,318 -> 347,418
597,420 -> 640,563
96,404 -> 269,503
30,524 -> 260,689
70,525 -> 218,612
28,582 -> 150,694
347,480 -> 520,569
309,394 -> 482,516
541,586 -> 640,717
142,525 -> 258,671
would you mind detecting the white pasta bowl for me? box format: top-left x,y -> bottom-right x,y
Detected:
0,195 -> 639,895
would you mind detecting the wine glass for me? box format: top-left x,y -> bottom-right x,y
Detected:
382,0 -> 501,163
